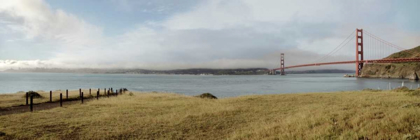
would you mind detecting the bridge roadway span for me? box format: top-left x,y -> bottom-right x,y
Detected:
273,58 -> 420,70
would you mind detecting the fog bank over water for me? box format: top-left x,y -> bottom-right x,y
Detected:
0,49 -> 355,71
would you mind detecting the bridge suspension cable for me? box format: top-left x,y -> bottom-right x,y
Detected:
364,30 -> 408,51
363,30 -> 411,60
313,30 -> 356,63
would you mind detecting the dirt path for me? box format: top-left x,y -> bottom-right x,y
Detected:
0,95 -> 115,116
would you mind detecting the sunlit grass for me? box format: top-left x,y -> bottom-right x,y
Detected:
0,90 -> 420,139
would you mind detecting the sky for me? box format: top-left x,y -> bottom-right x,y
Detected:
0,0 -> 419,71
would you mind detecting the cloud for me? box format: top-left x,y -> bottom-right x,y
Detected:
163,0 -> 340,30
107,0 -> 203,13
0,0 -> 102,44
0,0 -> 419,71
0,0 -> 106,63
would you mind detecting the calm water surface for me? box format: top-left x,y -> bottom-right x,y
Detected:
0,72 -> 418,98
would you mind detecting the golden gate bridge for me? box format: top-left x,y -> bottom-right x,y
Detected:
272,29 -> 420,76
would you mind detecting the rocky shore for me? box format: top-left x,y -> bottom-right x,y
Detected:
360,46 -> 420,80
360,63 -> 420,80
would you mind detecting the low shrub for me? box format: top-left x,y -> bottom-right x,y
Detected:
407,90 -> 420,96
402,134 -> 418,140
195,93 -> 217,99
392,86 -> 412,92
23,91 -> 43,99
362,88 -> 381,92
0,131 -> 5,137
129,92 -> 134,96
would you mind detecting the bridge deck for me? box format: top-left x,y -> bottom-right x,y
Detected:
273,58 -> 420,70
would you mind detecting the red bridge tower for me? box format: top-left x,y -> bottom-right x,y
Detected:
355,29 -> 364,76
280,53 -> 285,75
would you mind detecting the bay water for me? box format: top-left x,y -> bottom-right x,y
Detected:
0,72 -> 418,98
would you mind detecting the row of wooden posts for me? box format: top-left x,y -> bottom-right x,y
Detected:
25,88 -> 127,112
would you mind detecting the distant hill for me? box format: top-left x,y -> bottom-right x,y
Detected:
4,67 -> 355,75
360,45 -> 420,79
285,69 -> 355,74
4,68 -> 269,75
147,68 -> 270,75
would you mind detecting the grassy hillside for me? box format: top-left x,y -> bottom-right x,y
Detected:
361,46 -> 420,79
1,90 -> 420,139
386,46 -> 420,59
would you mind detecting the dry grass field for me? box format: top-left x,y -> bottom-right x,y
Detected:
1,89 -> 420,139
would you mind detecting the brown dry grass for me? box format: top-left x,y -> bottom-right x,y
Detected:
0,90 -> 420,139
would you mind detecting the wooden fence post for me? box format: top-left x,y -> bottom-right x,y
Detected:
116,90 -> 118,96
30,95 -> 33,112
66,89 -> 68,99
107,90 -> 109,98
104,88 -> 106,95
26,92 -> 28,105
81,92 -> 84,104
60,93 -> 62,107
50,91 -> 52,102
89,88 -> 91,96
97,91 -> 99,100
